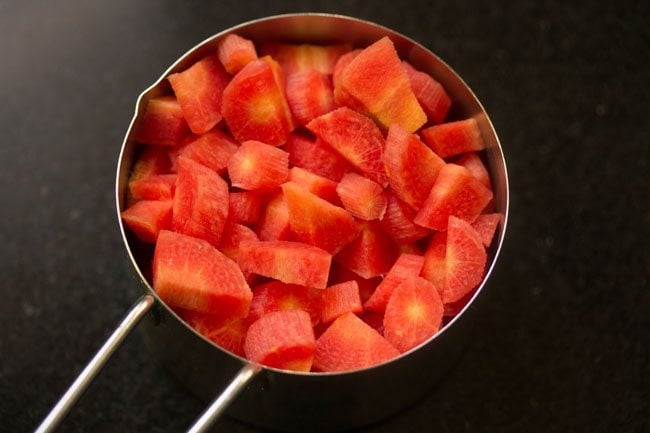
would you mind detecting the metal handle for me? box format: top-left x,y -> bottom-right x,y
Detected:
186,363 -> 262,433
35,294 -> 155,433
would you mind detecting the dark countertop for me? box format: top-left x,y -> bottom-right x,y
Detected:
1,1 -> 648,432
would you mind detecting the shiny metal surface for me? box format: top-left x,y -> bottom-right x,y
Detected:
186,364 -> 262,433
35,295 -> 154,433
113,13 -> 509,432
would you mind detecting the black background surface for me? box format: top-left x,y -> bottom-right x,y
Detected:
1,1 -> 648,432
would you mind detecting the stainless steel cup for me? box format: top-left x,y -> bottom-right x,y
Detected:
36,13 -> 509,433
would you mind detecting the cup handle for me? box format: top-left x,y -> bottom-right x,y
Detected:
186,362 -> 262,433
35,294 -> 155,433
